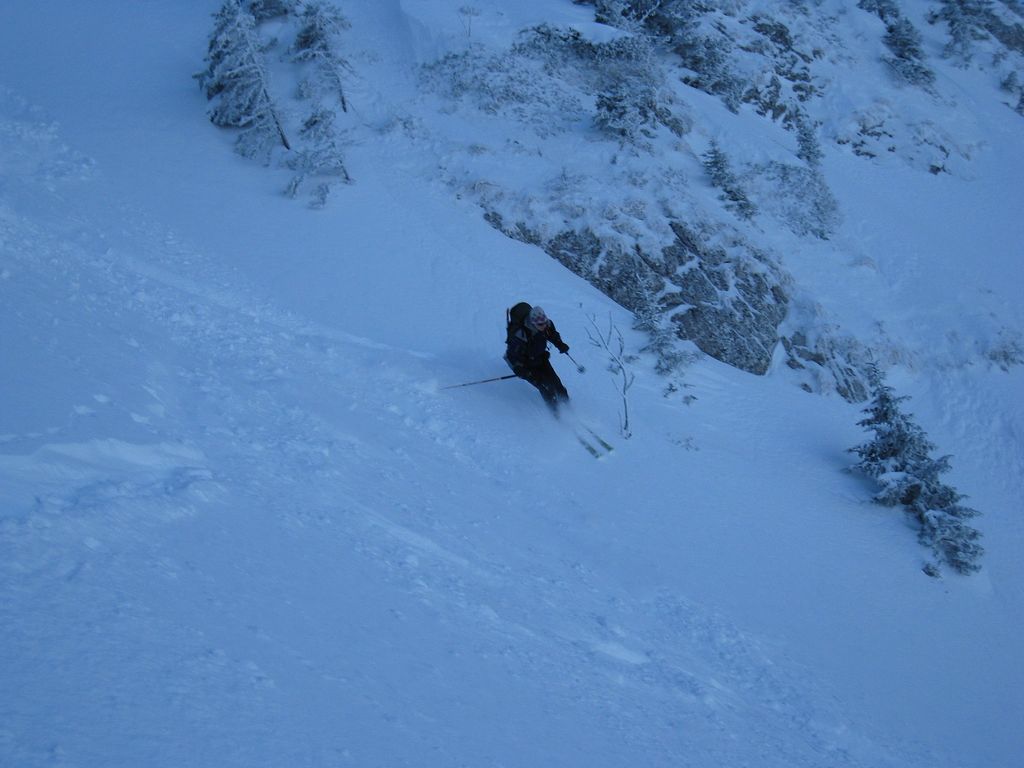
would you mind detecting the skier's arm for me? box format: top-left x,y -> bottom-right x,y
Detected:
546,323 -> 569,354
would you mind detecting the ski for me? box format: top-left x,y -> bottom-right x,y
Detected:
575,429 -> 612,459
581,425 -> 614,454
552,409 -> 613,458
576,433 -> 603,458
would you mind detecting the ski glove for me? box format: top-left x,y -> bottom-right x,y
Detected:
556,342 -> 570,354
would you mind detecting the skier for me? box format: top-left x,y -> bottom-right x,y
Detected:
504,302 -> 571,413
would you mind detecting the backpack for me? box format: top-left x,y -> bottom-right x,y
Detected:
506,302 -> 532,345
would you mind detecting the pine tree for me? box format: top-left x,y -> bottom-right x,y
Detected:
285,108 -> 351,206
851,371 -> 931,500
702,141 -> 757,220
592,1 -> 679,31
676,33 -> 745,112
794,111 -> 823,167
245,0 -> 295,23
196,0 -> 291,161
292,2 -> 353,112
595,80 -> 659,143
929,0 -> 994,65
882,17 -> 936,87
857,0 -> 901,23
851,367 -> 984,574
910,457 -> 984,574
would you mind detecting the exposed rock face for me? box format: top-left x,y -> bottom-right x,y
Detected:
487,213 -> 790,376
781,330 -> 871,402
658,222 -> 788,376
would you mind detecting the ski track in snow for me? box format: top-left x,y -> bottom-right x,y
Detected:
0,95 -> 942,767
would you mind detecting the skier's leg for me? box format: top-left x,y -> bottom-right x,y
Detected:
519,367 -> 557,412
533,363 -> 568,413
537,362 -> 569,403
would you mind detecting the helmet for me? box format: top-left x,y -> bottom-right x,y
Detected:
528,305 -> 550,331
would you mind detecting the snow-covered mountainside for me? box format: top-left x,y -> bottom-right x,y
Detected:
194,0 -> 1024,392
1,1 -> 1022,767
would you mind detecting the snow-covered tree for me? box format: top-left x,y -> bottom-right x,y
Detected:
882,17 -> 937,87
581,2 -> 744,111
196,0 -> 291,161
582,32 -> 682,144
703,140 -> 757,220
851,367 -> 984,574
748,161 -> 839,239
590,0 -> 687,32
851,373 -> 935,504
496,25 -> 685,145
675,32 -> 745,113
595,81 -> 657,143
998,71 -> 1024,115
794,111 -> 824,167
285,108 -> 351,206
910,457 -> 984,574
857,0 -> 937,87
928,0 -> 995,65
291,2 -> 353,112
857,0 -> 901,23
245,0 -> 295,23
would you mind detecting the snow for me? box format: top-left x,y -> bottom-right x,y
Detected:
1,1 -> 1023,767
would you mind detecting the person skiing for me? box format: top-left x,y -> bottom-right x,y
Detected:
504,302 -> 571,413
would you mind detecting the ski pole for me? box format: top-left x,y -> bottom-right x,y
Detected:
566,352 -> 586,373
441,374 -> 517,390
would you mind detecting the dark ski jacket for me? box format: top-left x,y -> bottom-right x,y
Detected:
505,320 -> 569,373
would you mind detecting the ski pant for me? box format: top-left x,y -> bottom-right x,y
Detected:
518,360 -> 568,411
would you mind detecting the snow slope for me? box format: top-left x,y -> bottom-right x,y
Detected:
2,1 -> 1022,767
